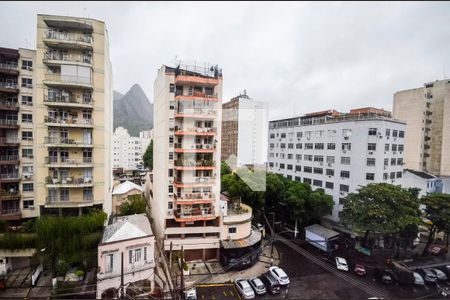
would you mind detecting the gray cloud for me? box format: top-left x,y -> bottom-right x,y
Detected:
1,1 -> 449,120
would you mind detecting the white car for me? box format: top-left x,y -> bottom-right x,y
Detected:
235,279 -> 255,299
335,257 -> 349,271
268,266 -> 290,285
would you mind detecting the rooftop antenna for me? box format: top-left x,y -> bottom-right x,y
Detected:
172,55 -> 179,67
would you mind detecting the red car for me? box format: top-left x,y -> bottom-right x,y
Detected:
354,264 -> 367,276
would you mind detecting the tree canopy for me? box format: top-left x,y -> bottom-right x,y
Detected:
143,140 -> 153,170
421,193 -> 450,254
118,194 -> 148,216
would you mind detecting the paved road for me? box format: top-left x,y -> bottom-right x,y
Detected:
273,234 -> 391,299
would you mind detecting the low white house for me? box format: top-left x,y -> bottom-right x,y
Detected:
111,180 -> 145,215
96,214 -> 155,299
401,169 -> 443,198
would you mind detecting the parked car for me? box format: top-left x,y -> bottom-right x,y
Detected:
235,279 -> 255,299
260,272 -> 281,295
417,268 -> 438,284
413,272 -> 425,286
248,277 -> 266,296
438,265 -> 450,278
335,257 -> 349,272
354,264 -> 367,276
268,266 -> 290,285
430,268 -> 448,282
374,269 -> 393,284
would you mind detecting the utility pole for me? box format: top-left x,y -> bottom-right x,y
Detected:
120,251 -> 124,299
270,212 -> 275,266
169,242 -> 173,270
180,246 -> 185,298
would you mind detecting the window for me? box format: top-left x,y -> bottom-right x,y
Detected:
368,143 -> 376,151
326,169 -> 334,176
396,172 -> 403,179
22,60 -> 32,70
367,158 -> 376,166
269,162 -> 274,167
288,143 -> 294,149
23,183 -> 33,192
305,143 -> 313,149
280,143 -> 286,149
169,83 -> 175,93
144,247 -> 147,261
304,166 -> 312,173
339,198 -> 345,205
398,144 -> 404,152
314,155 -> 324,162
340,170 -> 350,178
22,131 -> 33,141
341,157 -> 350,165
295,165 -> 301,171
287,154 -> 293,159
397,158 -> 403,165
315,143 -> 324,150
280,133 -> 286,138
169,152 -> 173,160
399,131 -> 405,138
386,129 -> 390,137
340,184 -> 349,192
297,132 -> 303,138
325,182 -> 334,189
22,114 -> 32,123
287,164 -> 293,170
327,143 -> 336,150
23,199 -> 34,208
270,143 -> 274,148
303,178 -> 312,184
383,173 -> 388,180
326,156 -> 335,164
304,155 -> 312,161
229,226 -> 237,234
342,143 -> 351,151
392,130 -> 398,137
327,130 -> 337,137
134,248 -> 142,263
22,77 -> 32,88
391,158 -> 396,166
313,179 -> 322,187
168,185 -> 173,194
106,254 -> 114,273
392,144 -> 397,152
286,175 -> 292,180
368,128 -> 377,136
390,172 -> 395,179
296,143 -> 302,149
21,95 -> 32,106
385,144 -> 389,151
315,130 -> 324,137
366,173 -> 375,180
280,163 -> 285,169
295,176 -> 301,182
313,167 -> 323,174
270,133 -> 275,139
384,158 -> 389,166
296,154 -> 302,160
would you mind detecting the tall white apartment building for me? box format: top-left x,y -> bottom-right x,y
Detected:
268,108 -> 406,222
221,92 -> 268,168
112,127 -> 152,170
151,63 -> 223,260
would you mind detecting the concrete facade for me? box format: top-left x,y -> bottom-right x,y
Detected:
393,79 -> 450,176
112,127 -> 151,171
268,108 -> 406,221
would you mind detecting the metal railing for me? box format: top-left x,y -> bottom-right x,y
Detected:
43,52 -> 92,64
44,74 -> 92,86
0,82 -> 18,89
174,143 -> 215,150
174,208 -> 215,219
174,160 -> 214,167
175,127 -> 216,134
0,191 -> 20,198
0,208 -> 20,216
0,173 -> 19,180
44,136 -> 92,145
45,156 -> 92,164
174,193 -> 214,200
175,91 -> 218,99
44,116 -> 93,126
0,137 -> 20,144
44,95 -> 93,105
44,31 -> 93,44
46,176 -> 93,185
176,108 -> 217,116
0,155 -> 19,161
0,100 -> 19,109
46,195 -> 93,203
0,63 -> 18,71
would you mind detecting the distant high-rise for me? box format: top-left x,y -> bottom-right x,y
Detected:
35,14 -> 113,216
221,92 -> 268,168
393,79 -> 450,176
112,127 -> 151,170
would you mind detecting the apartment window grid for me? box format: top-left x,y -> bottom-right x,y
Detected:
341,157 -> 350,165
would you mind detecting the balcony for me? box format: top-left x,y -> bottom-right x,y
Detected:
174,159 -> 215,171
0,100 -> 19,111
175,91 -> 219,102
0,155 -> 19,164
174,193 -> 215,205
43,52 -> 92,67
0,137 -> 20,147
175,109 -> 217,120
45,195 -> 94,208
174,143 -> 216,153
0,172 -> 20,181
0,191 -> 20,200
174,208 -> 216,222
44,136 -> 93,148
43,74 -> 93,89
0,119 -> 19,128
44,95 -> 93,108
45,156 -> 93,168
0,82 -> 19,93
223,203 -> 253,225
0,63 -> 19,75
175,75 -> 219,86
173,176 -> 216,188
44,116 -> 93,128
175,127 -> 216,136
45,176 -> 93,188
42,31 -> 93,49
0,208 -> 21,221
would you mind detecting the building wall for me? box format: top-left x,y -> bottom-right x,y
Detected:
34,15 -> 112,215
112,189 -> 142,215
401,171 -> 442,198
268,118 -> 405,221
112,127 -> 151,170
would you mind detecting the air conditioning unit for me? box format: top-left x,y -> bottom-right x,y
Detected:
343,150 -> 347,153
28,206 -> 35,210
340,191 -> 346,196
344,136 -> 349,140
328,163 -> 332,167
369,151 -> 373,155
393,151 -> 397,154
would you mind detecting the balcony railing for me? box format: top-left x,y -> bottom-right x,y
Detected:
0,82 -> 19,89
175,127 -> 216,134
174,208 -> 215,219
44,31 -> 93,44
0,191 -> 20,199
0,173 -> 19,180
46,195 -> 93,203
0,63 -> 18,71
176,108 -> 217,117
174,193 -> 214,201
44,52 -> 92,64
174,176 -> 216,185
174,143 -> 215,150
0,101 -> 19,109
44,74 -> 92,86
44,116 -> 93,126
0,208 -> 21,216
0,137 -> 20,144
46,176 -> 93,185
44,136 -> 92,146
45,156 -> 92,164
174,160 -> 214,167
44,95 -> 93,105
0,155 -> 19,161
0,119 -> 18,126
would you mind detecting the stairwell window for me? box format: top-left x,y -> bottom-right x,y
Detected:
368,128 -> 377,136
106,254 -> 114,273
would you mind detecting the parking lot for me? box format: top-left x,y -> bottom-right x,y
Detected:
196,283 -> 240,300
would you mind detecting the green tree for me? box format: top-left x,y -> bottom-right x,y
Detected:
340,183 -> 421,247
118,195 -> 147,216
143,140 -> 153,170
304,188 -> 334,226
421,193 -> 450,255
284,180 -> 309,223
221,161 -> 232,176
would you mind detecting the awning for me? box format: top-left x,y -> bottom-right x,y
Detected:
221,229 -> 262,249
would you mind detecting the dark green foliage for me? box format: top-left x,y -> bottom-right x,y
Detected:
143,140 -> 153,170
0,233 -> 37,249
0,220 -> 5,233
421,193 -> 450,255
221,161 -> 232,176
118,194 -> 147,216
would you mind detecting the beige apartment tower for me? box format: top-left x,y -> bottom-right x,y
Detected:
35,15 -> 113,216
152,63 -> 223,260
393,79 -> 450,176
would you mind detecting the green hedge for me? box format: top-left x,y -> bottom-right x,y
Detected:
0,233 -> 37,249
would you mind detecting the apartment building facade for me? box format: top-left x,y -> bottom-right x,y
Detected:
393,79 -> 450,177
112,127 -> 152,170
0,47 -> 37,222
268,108 -> 405,221
221,92 -> 268,168
35,15 -> 113,216
152,63 -> 223,260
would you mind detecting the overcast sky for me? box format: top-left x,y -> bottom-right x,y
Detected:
1,1 -> 450,120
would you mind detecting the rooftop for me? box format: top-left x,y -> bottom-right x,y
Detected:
112,180 -> 144,195
164,60 -> 222,79
306,224 -> 340,240
101,213 -> 153,244
405,169 -> 436,180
